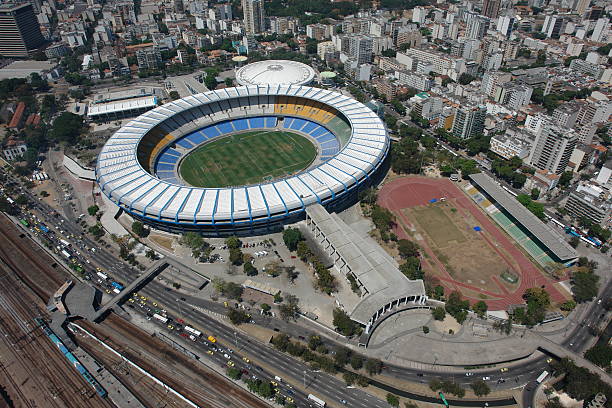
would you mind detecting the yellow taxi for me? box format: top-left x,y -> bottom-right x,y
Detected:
207,350 -> 214,355
227,361 -> 235,367
242,357 -> 250,363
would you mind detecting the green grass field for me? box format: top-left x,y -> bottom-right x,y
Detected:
179,130 -> 317,187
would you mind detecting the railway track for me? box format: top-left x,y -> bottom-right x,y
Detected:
0,263 -> 113,408
0,214 -> 65,300
80,316 -> 271,408
0,212 -> 271,408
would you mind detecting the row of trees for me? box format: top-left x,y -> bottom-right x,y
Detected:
271,332 -> 382,381
431,291 -> 487,323
285,228 -> 338,294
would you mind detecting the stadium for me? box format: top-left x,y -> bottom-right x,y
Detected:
96,84 -> 390,235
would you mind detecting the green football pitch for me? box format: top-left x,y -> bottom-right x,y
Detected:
178,130 -> 317,187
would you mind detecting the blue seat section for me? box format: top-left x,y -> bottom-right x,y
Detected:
289,118 -> 308,131
249,117 -> 265,128
158,153 -> 179,164
320,140 -> 339,150
233,119 -> 249,131
265,117 -> 277,127
164,148 -> 181,157
316,133 -> 335,143
202,126 -> 220,138
156,163 -> 176,171
302,122 -> 318,133
157,171 -> 176,178
184,132 -> 207,145
310,127 -> 327,138
283,118 -> 294,129
176,139 -> 194,149
322,148 -> 338,156
217,121 -> 233,134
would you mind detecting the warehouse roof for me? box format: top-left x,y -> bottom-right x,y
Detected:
87,96 -> 157,117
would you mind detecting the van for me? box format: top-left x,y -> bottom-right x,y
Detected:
274,376 -> 282,382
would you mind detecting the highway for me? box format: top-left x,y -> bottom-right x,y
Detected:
2,167 -> 609,408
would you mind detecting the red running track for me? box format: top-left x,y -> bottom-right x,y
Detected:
378,177 -> 565,310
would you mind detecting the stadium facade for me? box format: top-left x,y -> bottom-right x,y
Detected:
96,84 -> 390,235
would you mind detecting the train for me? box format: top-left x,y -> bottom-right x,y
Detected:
34,318 -> 107,398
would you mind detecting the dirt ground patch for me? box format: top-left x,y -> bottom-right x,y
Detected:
403,202 -> 516,292
241,287 -> 275,306
408,205 -> 465,247
149,234 -> 175,252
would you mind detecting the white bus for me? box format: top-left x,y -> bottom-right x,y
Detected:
308,394 -> 326,407
184,326 -> 202,337
61,249 -> 72,259
60,239 -> 71,247
97,272 -> 108,281
153,313 -> 168,324
536,371 -> 549,384
153,314 -> 169,324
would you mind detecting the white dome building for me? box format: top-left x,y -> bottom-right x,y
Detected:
235,60 -> 316,87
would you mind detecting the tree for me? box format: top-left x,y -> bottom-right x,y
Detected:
350,354 -> 364,370
559,171 -> 573,187
516,194 -> 546,220
260,303 -> 271,313
423,326 -> 430,334
432,307 -> 446,320
584,344 -> 612,368
472,300 -> 488,318
225,236 -> 242,249
308,335 -> 322,350
365,358 -> 382,375
343,371 -> 357,385
569,236 -> 580,248
332,308 -> 360,336
227,308 -> 251,325
530,188 -> 540,200
471,380 -> 490,396
88,224 -> 104,238
258,381 -> 273,399
229,247 -> 243,265
282,227 -> 303,251
445,291 -> 470,323
398,239 -> 420,259
169,91 -> 180,100
458,73 -> 476,85
279,294 -> 300,320
285,265 -> 299,283
386,394 -> 400,407
227,367 -> 241,379
333,347 -> 351,367
571,270 -> 599,302
132,221 -> 148,237
87,205 -> 99,216
49,112 -> 84,144
244,261 -> 257,276
399,257 -> 423,280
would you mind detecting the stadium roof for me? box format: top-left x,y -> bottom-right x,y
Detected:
95,85 -> 388,226
469,173 -> 578,261
235,60 -> 316,87
87,96 -> 157,117
306,204 -> 425,325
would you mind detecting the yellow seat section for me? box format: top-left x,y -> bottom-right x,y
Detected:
275,95 -> 288,113
148,133 -> 175,169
